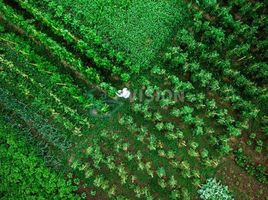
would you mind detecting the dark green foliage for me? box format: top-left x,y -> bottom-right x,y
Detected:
0,120 -> 80,199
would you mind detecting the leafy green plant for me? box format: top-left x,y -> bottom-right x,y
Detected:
198,178 -> 233,200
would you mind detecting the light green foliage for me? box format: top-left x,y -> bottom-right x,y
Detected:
198,178 -> 233,200
106,0 -> 181,67
40,0 -> 182,67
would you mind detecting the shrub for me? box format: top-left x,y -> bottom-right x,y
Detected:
198,178 -> 233,200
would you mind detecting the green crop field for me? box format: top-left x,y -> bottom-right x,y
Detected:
0,0 -> 267,199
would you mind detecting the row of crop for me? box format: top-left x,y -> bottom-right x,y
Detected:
123,78 -> 224,194
222,0 -> 267,58
0,31 -> 110,118
108,23 -> 256,197
132,94 -> 207,150
151,65 -> 244,132
190,0 -> 257,41
15,0 -> 131,82
0,55 -> 85,135
117,68 -> 207,195
164,45 -> 259,121
131,72 -> 236,162
118,114 -> 203,200
69,135 -> 139,199
0,54 -> 93,136
223,0 -> 266,31
92,130 -> 158,199
185,4 -> 268,92
187,0 -> 267,85
111,117 -> 202,199
0,1 -> 117,97
124,57 -> 240,163
130,69 -> 212,139
28,0 -> 140,74
123,53 -> 248,180
71,110 -> 195,200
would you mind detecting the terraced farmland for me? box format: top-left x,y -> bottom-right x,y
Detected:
0,0 -> 267,199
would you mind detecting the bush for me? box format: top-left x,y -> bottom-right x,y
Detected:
198,178 -> 233,200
